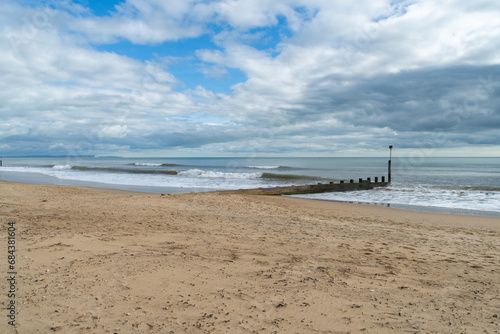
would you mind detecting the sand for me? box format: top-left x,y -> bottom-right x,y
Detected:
0,180 -> 499,333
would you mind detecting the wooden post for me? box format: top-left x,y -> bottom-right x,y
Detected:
340,180 -> 344,184
382,176 -> 385,182
367,177 -> 371,183
388,159 -> 391,183
375,177 -> 378,182
388,145 -> 393,183
0,156 -> 2,167
350,179 -> 354,183
359,178 -> 363,183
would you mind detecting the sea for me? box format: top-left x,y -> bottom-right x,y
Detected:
0,156 -> 499,217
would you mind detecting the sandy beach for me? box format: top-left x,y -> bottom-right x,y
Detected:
1,180 -> 499,334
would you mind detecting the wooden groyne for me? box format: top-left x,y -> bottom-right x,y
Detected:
225,177 -> 389,196
232,154 -> 394,196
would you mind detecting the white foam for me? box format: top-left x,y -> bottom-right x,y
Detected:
52,164 -> 72,169
247,165 -> 280,170
293,184 -> 500,213
133,163 -> 163,166
178,169 -> 262,179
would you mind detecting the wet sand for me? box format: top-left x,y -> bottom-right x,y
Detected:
0,180 -> 499,333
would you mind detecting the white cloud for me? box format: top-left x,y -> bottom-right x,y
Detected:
70,0 -> 211,44
1,0 -> 499,157
211,0 -> 310,31
100,125 -> 129,138
196,49 -> 225,64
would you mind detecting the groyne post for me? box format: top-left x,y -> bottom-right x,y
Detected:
388,145 -> 393,183
0,156 -> 2,167
388,160 -> 391,182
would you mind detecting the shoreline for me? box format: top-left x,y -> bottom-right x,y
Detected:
4,178 -> 499,224
0,180 -> 499,333
2,172 -> 500,218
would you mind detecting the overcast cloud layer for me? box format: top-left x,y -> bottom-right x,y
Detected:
1,0 -> 499,157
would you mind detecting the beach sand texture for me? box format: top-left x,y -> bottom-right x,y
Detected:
1,181 -> 499,333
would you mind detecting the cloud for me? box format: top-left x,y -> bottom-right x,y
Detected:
207,0 -> 500,140
68,0 -> 319,45
1,0 -> 499,157
68,0 -> 211,44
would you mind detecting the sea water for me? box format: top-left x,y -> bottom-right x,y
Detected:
0,157 -> 499,217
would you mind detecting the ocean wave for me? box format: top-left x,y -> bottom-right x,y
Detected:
72,166 -> 178,175
132,162 -> 163,167
247,165 -> 279,170
52,164 -> 72,169
260,172 -> 325,181
131,163 -> 182,167
176,169 -> 325,181
178,169 -> 260,179
439,185 -> 500,193
247,165 -> 292,170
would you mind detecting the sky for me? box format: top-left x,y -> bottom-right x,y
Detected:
0,0 -> 499,157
